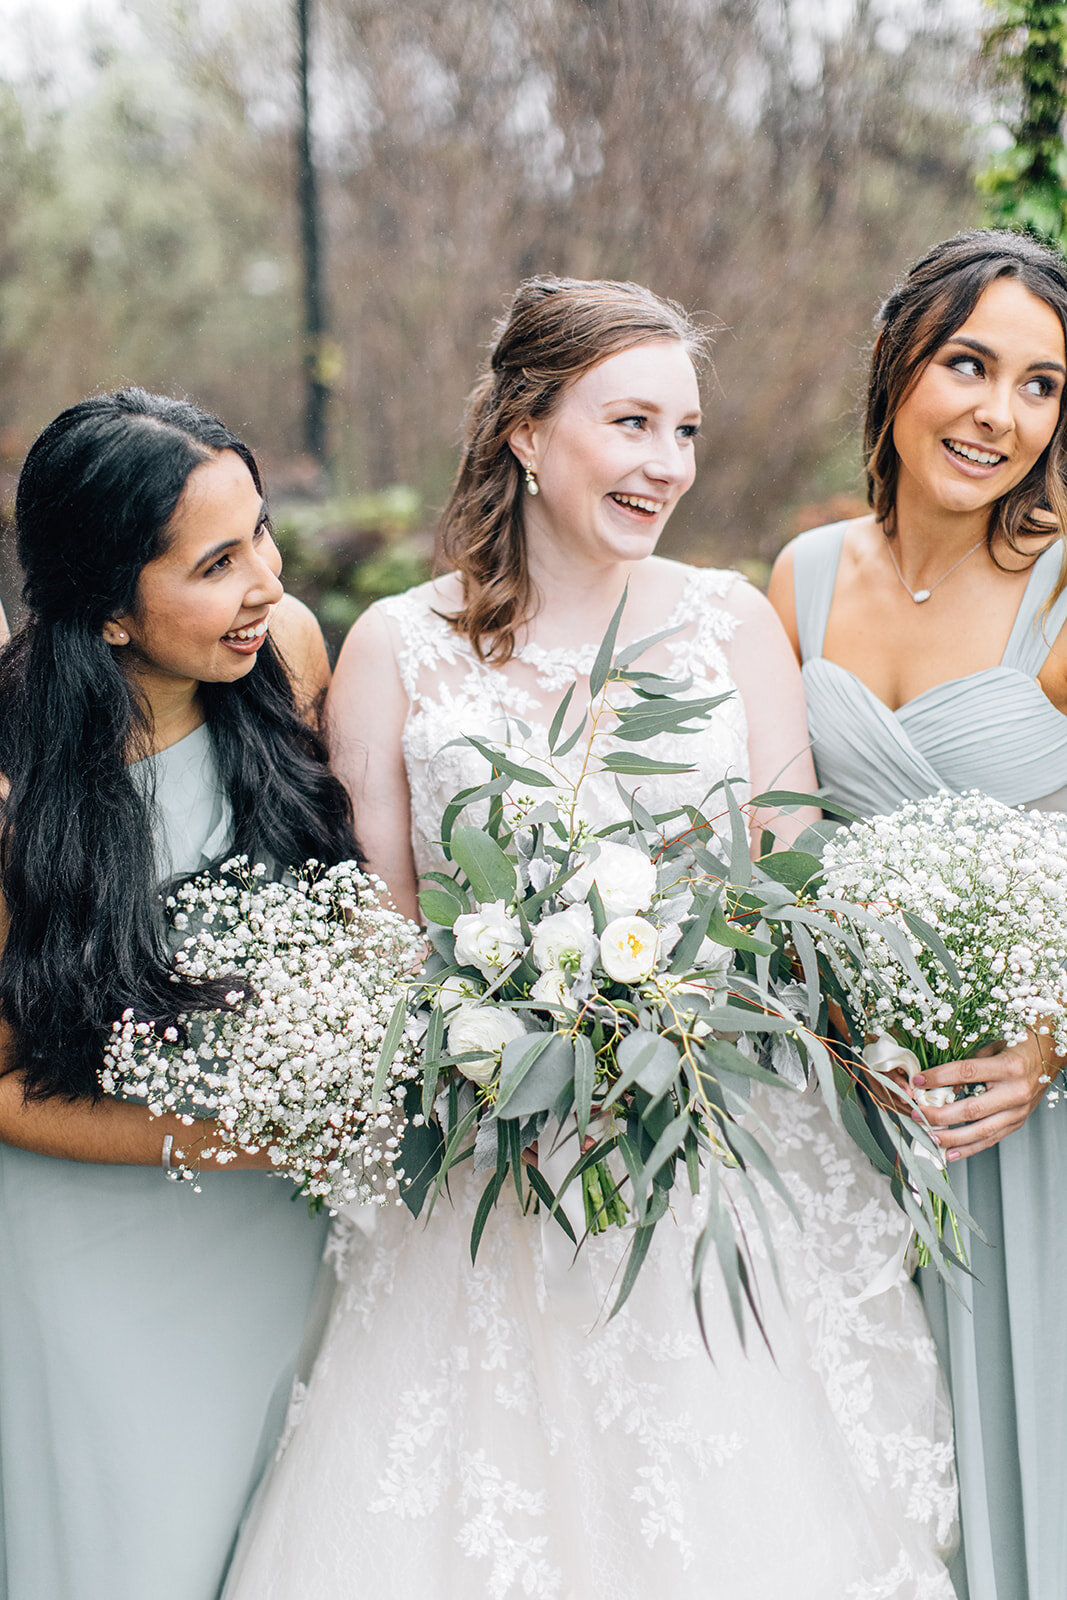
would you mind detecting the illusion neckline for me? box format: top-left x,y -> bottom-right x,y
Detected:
469,566 -> 733,674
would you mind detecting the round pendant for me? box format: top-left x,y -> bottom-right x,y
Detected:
912,589 -> 931,603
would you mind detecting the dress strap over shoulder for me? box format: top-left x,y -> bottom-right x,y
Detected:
376,588 -> 466,705
1001,541 -> 1067,677
790,522 -> 849,663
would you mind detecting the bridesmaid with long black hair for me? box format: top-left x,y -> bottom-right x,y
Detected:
0,390 -> 359,1600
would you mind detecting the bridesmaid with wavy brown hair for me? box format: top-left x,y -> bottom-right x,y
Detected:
770,228 -> 1067,1600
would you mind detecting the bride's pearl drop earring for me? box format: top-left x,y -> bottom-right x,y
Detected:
524,462 -> 539,497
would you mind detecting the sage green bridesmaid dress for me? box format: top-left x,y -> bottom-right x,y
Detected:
0,724 -> 329,1600
793,520 -> 1067,1600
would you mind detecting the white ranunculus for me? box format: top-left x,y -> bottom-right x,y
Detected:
446,1004 -> 529,1086
599,916 -> 660,984
435,974 -> 484,1014
560,840 -> 657,921
530,903 -> 596,977
862,1033 -> 954,1107
530,968 -> 576,1011
453,901 -> 525,979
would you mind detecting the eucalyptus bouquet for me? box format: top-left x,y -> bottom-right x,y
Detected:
375,595 -> 965,1335
821,791 -> 1067,1261
102,858 -> 425,1206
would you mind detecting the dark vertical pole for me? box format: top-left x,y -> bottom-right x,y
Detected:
297,0 -> 329,464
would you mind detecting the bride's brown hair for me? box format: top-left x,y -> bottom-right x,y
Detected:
439,276 -> 709,663
865,229 -> 1067,595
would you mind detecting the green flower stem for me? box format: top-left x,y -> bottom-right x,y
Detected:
582,1158 -> 627,1234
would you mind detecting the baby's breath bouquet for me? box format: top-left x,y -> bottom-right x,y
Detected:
102,859 -> 425,1206
377,593 -> 942,1334
821,791 -> 1067,1261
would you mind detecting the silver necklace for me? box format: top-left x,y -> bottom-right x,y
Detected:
883,533 -> 986,603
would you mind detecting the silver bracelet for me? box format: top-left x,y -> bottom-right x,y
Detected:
161,1132 -> 196,1185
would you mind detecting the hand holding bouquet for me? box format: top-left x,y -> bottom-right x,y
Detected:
102,859 -> 425,1207
821,791 -> 1067,1262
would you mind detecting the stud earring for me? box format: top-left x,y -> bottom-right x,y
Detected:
105,625 -> 129,646
524,462 -> 539,497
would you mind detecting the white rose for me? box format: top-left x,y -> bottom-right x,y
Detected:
453,901 -> 525,979
599,916 -> 660,983
435,974 -> 484,1014
862,1033 -> 955,1107
446,1004 -> 529,1086
561,840 -> 657,921
530,968 -> 576,1011
530,903 -> 596,978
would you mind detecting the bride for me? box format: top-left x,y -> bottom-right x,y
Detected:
225,278 -> 957,1598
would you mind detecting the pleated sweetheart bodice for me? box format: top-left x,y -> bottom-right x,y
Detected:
793,520 -> 1067,817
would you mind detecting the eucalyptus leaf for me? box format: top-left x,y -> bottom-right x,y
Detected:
547,681 -> 576,753
755,849 -> 821,896
397,1111 -> 446,1218
574,1033 -> 596,1139
589,586 -> 629,699
901,909 -> 962,988
495,1032 -> 574,1119
418,888 -> 466,927
630,1109 -> 690,1204
668,895 -> 714,973
552,712 -> 589,759
465,737 -> 557,789
370,990 -> 409,1108
450,823 -> 518,904
612,620 -> 686,667
705,899 -> 774,956
524,1163 -> 578,1244
724,781 -> 752,887
603,1030 -> 679,1109
599,753 -> 697,776
470,1171 -> 507,1262
608,1223 -> 656,1319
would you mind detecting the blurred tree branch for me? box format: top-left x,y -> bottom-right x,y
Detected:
0,0 -> 984,568
979,0 -> 1067,246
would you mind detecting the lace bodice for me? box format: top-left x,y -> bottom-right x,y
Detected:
378,565 -> 750,876
223,562 -> 958,1600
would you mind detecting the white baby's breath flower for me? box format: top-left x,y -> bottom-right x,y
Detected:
102,857 -> 425,1209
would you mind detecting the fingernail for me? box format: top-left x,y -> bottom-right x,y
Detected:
930,1134 -> 941,1145
948,1150 -> 962,1162
913,1074 -> 926,1087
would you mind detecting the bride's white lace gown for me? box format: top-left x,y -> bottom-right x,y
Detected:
225,567 -> 958,1600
